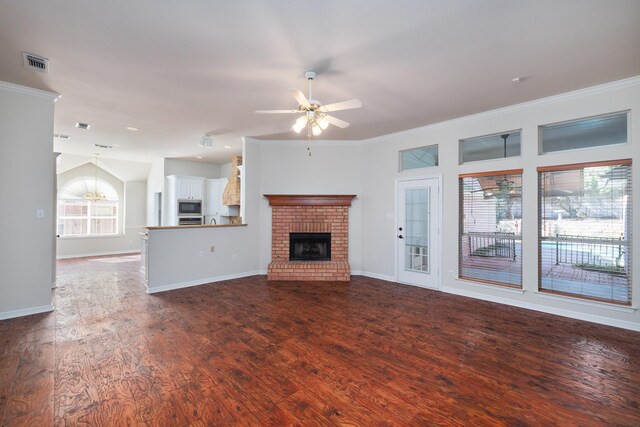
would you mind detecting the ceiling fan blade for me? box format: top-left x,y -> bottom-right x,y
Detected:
255,109 -> 300,114
320,98 -> 362,112
290,89 -> 310,108
324,114 -> 350,129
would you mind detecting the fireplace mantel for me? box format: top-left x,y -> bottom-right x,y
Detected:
264,194 -> 356,207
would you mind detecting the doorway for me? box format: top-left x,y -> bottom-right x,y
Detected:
396,178 -> 440,288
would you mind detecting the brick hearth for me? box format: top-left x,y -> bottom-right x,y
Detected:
264,195 -> 356,281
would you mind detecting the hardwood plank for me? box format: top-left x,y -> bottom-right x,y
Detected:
0,254 -> 638,425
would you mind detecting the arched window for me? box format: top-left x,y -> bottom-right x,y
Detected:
57,178 -> 119,237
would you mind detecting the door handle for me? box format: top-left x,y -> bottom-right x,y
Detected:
398,235 -> 404,239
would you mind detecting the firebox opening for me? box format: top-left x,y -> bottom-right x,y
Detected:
289,233 -> 331,261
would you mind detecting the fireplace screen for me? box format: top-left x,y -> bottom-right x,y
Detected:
289,233 -> 331,261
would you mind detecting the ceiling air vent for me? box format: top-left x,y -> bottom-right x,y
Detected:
23,52 -> 49,73
94,144 -> 113,149
76,122 -> 91,130
54,133 -> 70,140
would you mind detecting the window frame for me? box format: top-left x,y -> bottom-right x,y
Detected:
537,159 -> 632,305
57,198 -> 120,238
459,168 -> 524,289
538,111 -> 629,155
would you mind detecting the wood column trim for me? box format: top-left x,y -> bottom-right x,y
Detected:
264,194 -> 357,206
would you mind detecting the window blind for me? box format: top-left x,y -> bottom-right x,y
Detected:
459,170 -> 523,288
538,160 -> 632,304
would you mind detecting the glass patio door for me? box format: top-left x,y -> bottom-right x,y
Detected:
397,178 -> 439,288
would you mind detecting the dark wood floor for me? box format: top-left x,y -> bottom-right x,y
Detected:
1,255 -> 639,426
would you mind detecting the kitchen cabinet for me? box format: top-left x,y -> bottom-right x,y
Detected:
166,175 -> 205,226
175,176 -> 203,200
204,178 -> 238,225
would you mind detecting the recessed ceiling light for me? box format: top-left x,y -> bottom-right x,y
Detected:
224,145 -> 232,149
512,77 -> 524,84
76,122 -> 91,130
196,156 -> 203,159
126,126 -> 139,131
54,133 -> 70,140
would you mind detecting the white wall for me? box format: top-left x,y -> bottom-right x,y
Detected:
256,141 -> 364,272
146,140 -> 261,292
220,161 -> 232,179
164,158 -> 221,178
361,77 -> 640,330
0,82 -> 57,319
57,153 -> 151,181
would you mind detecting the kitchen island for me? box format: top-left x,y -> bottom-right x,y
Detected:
145,223 -> 247,230
141,223 -> 257,294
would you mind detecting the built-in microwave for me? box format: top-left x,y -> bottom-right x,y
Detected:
178,200 -> 202,216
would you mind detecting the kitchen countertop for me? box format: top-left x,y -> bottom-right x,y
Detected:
145,224 -> 247,230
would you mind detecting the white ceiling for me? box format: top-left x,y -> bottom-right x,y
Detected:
1,0 -> 639,164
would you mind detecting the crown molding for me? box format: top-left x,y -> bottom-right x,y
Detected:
365,75 -> 640,143
256,139 -> 364,147
0,80 -> 60,101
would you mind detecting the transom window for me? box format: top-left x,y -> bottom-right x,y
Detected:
539,112 -> 628,154
399,145 -> 439,171
57,178 -> 119,237
460,131 -> 521,164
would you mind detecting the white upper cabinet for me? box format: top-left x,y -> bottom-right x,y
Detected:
171,176 -> 204,200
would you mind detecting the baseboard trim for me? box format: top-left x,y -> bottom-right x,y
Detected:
442,286 -> 640,332
0,304 -> 54,321
57,250 -> 141,260
354,271 -> 396,282
147,271 -> 262,294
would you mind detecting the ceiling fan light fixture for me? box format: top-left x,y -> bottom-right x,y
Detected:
317,117 -> 329,130
292,118 -> 306,133
257,70 -> 362,139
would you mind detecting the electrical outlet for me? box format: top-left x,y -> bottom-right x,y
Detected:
210,246 -> 215,252
36,208 -> 44,219
232,254 -> 237,261
199,251 -> 204,258
448,270 -> 455,278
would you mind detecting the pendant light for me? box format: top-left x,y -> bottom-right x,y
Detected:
84,154 -> 107,201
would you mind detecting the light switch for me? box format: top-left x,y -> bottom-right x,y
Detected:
36,209 -> 45,219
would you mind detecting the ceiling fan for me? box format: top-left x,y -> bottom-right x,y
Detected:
255,71 -> 362,138
472,134 -> 521,199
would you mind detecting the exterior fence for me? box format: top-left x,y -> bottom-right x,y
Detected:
467,232 -> 517,261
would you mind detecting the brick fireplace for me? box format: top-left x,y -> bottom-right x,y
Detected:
264,194 -> 356,281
